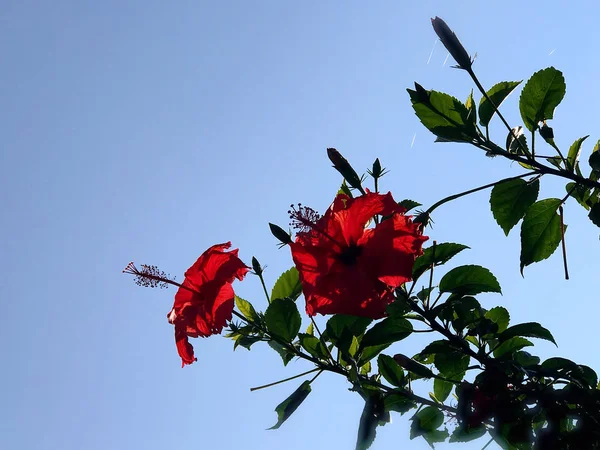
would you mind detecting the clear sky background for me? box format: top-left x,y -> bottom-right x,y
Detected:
2,1 -> 599,449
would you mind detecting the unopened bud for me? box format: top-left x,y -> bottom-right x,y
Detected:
268,223 -> 292,246
326,148 -> 364,193
431,17 -> 473,70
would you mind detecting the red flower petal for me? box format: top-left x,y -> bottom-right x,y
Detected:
168,242 -> 248,366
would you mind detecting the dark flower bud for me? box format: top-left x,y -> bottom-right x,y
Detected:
539,123 -> 554,140
431,17 -> 473,70
251,256 -> 262,275
327,148 -> 364,193
269,222 -> 292,246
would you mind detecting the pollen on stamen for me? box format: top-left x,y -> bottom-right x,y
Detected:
122,261 -> 172,289
288,203 -> 321,233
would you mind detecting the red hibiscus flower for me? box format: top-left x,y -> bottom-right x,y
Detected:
167,242 -> 249,367
288,192 -> 428,319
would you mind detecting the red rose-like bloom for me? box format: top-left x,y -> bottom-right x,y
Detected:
289,192 -> 428,319
167,242 -> 249,367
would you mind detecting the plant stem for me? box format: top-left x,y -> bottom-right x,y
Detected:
426,241 -> 437,309
466,68 -> 529,158
250,368 -> 321,391
559,205 -> 569,280
257,272 -> 271,303
426,171 -> 537,215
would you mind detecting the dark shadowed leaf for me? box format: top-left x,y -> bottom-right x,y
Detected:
490,178 -> 539,235
361,318 -> 413,348
378,354 -> 405,387
520,198 -> 563,274
479,81 -> 522,127
356,393 -> 388,450
394,354 -> 434,379
435,351 -> 469,381
589,203 -> 600,227
499,322 -> 557,346
449,425 -> 487,442
268,381 -> 311,430
439,265 -> 501,296
271,267 -> 302,301
519,67 -> 566,131
413,243 -> 470,280
298,333 -> 328,360
493,336 -> 533,358
408,85 -> 478,142
264,298 -> 301,342
268,341 -> 295,366
384,393 -> 416,414
325,315 -> 372,343
398,199 -> 422,212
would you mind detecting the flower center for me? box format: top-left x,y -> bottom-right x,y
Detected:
337,243 -> 363,266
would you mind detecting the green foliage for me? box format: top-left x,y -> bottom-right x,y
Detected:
493,336 -> 533,358
412,242 -> 470,280
271,267 -> 302,301
484,306 -> 510,333
398,199 -> 422,212
235,295 -> 260,322
439,265 -> 501,296
268,381 -> 312,430
490,178 -> 539,236
410,406 -> 448,447
433,378 -> 453,402
378,354 -> 405,387
499,322 -> 557,346
566,136 -> 589,173
407,83 -> 479,142
361,317 -> 413,348
264,298 -> 301,342
519,67 -> 566,131
356,393 -> 389,450
479,81 -> 521,127
298,333 -> 328,360
520,198 -> 563,273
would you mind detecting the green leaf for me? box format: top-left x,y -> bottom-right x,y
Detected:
264,298 -> 301,342
378,354 -> 405,387
410,406 -> 445,443
566,182 -> 592,210
268,341 -> 295,366
298,333 -> 328,360
439,265 -> 502,296
449,425 -> 487,443
398,199 -> 422,212
499,322 -> 557,346
271,267 -> 302,301
338,180 -> 354,198
412,242 -> 470,280
465,89 -> 477,129
589,141 -> 600,172
493,336 -> 533,358
520,198 -> 563,274
435,351 -> 469,381
361,318 -> 413,348
566,136 -> 589,173
384,393 -> 416,414
235,296 -> 260,322
490,178 -> 539,236
479,81 -> 522,127
514,351 -> 540,367
233,335 -> 262,351
325,315 -> 372,343
541,357 -> 598,387
485,306 -> 510,333
393,354 -> 434,379
268,381 -> 311,430
408,85 -> 478,142
519,67 -> 566,131
434,378 -> 453,402
357,344 -> 391,366
589,203 -> 600,227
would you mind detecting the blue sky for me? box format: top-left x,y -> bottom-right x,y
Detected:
2,1 -> 600,449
